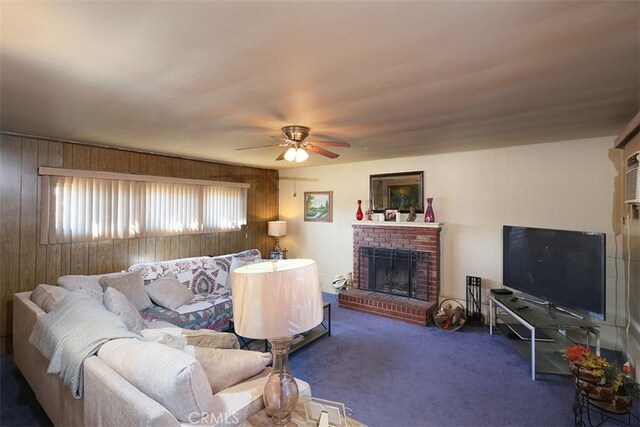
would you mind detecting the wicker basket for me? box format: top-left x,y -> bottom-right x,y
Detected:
433,299 -> 466,331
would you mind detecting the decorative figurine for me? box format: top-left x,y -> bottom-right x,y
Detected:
407,207 -> 417,222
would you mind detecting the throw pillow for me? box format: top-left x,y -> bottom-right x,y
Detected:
145,276 -> 194,310
184,346 -> 271,394
98,338 -> 214,422
103,287 -> 146,334
99,270 -> 152,311
30,284 -> 70,312
57,274 -> 106,296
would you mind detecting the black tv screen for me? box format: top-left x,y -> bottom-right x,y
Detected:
503,225 -> 606,320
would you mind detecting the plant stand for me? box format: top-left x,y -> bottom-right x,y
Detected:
573,388 -> 639,426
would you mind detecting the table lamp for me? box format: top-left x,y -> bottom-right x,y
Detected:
232,259 -> 323,425
268,221 -> 287,252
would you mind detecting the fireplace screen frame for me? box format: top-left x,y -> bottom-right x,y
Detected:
358,246 -> 430,301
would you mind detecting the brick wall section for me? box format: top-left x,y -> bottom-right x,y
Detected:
338,223 -> 442,326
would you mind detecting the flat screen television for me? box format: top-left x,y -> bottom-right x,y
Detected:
503,225 -> 606,320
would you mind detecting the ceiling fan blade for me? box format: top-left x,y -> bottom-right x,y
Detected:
306,140 -> 351,148
236,143 -> 283,151
306,146 -> 339,159
275,149 -> 287,161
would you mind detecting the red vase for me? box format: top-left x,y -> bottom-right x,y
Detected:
356,200 -> 364,220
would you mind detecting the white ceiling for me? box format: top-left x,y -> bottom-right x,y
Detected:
1,1 -> 638,169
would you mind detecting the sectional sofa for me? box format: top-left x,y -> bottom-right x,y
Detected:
13,249 -> 312,426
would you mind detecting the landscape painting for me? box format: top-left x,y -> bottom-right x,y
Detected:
304,191 -> 333,222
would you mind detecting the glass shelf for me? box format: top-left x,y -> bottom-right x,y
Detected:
490,293 -> 600,380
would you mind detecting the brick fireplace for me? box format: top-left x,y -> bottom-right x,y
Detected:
338,222 -> 442,326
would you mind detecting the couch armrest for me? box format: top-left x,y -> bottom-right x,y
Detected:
84,356 -> 180,427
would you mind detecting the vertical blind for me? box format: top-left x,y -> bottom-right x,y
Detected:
40,168 -> 249,244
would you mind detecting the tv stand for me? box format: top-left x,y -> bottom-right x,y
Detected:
490,293 -> 600,380
514,295 -> 584,320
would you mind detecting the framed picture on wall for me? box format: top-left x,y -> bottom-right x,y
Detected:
304,191 -> 333,222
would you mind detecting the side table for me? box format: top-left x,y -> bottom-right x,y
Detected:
241,395 -> 366,427
230,301 -> 332,354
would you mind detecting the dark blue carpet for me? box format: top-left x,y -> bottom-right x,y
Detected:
290,294 -> 576,426
1,293 -> 630,426
1,354 -> 51,426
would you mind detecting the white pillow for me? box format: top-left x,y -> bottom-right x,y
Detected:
30,284 -> 70,312
99,270 -> 152,311
98,339 -> 214,422
184,346 -> 272,394
145,276 -> 194,309
103,288 -> 145,334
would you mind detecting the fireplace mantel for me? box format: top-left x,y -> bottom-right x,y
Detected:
352,221 -> 442,228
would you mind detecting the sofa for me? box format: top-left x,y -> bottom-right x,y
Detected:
12,249 -> 312,426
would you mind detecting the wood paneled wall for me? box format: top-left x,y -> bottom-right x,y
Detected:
0,133 -> 279,353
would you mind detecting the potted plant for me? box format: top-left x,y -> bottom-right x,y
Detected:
563,345 -> 638,413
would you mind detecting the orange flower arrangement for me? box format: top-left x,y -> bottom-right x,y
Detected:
564,345 -> 609,376
563,345 -> 625,390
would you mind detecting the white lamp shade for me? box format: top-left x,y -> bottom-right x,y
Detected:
231,259 -> 323,339
268,220 -> 287,237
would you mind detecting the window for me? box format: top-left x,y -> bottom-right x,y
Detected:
40,167 -> 249,244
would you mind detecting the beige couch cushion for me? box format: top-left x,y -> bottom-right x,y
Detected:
30,284 -> 70,312
103,288 -> 146,334
145,276 -> 194,309
185,347 -> 272,394
98,338 -> 214,422
140,328 -> 240,350
99,270 -> 152,310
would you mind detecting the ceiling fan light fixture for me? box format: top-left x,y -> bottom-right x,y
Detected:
295,148 -> 309,162
284,147 -> 298,162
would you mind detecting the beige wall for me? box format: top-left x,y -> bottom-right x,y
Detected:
279,136 -> 629,350
621,134 -> 640,377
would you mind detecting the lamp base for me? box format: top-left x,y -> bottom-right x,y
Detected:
264,337 -> 298,425
273,237 -> 282,252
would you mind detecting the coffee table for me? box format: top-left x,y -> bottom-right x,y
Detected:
241,395 -> 366,426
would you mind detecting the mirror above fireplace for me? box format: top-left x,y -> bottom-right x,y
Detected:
369,171 -> 424,213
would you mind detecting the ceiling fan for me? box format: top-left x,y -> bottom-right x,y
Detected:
236,125 -> 350,162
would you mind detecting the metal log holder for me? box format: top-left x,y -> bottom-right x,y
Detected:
466,276 -> 484,325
